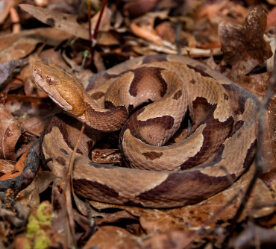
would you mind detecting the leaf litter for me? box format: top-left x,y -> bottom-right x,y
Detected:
0,1 -> 275,248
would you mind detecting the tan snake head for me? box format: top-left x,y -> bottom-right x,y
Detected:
32,61 -> 86,116
32,61 -> 128,132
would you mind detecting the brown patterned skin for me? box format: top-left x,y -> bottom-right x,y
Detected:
33,55 -> 258,208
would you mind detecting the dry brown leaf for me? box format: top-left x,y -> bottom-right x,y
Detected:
96,32 -> 120,46
123,0 -> 160,19
197,0 -> 229,20
0,60 -> 21,88
260,99 -> 276,174
20,4 -> 119,46
0,0 -> 22,23
155,22 -> 176,44
0,28 -> 71,64
139,210 -> 188,233
84,224 -> 196,249
5,95 -> 59,136
91,7 -> 112,32
267,0 -> 276,4
197,0 -> 249,25
83,226 -> 141,249
141,230 -> 193,249
96,210 -> 139,226
267,7 -> 276,27
260,99 -> 276,188
130,22 -> 163,46
16,171 -> 56,209
238,72 -> 272,96
38,48 -> 70,71
129,11 -> 169,46
13,233 -> 28,249
0,37 -> 37,64
6,95 -> 57,117
20,4 -> 89,40
0,105 -> 21,160
218,7 -> 272,79
0,159 -> 15,175
0,208 -> 24,228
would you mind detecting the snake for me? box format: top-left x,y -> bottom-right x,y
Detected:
32,54 -> 258,208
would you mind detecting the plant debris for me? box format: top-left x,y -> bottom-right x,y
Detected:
0,1 -> 275,248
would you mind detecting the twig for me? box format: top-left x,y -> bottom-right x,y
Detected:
10,7 -> 21,33
90,0 -> 108,62
175,21 -> 182,56
87,0 -> 93,58
65,123 -> 85,248
222,50 -> 276,248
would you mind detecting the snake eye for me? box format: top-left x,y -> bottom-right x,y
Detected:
46,76 -> 55,85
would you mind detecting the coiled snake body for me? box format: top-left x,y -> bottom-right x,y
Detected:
33,54 -> 258,208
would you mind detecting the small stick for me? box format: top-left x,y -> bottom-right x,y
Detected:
90,0 -> 108,62
10,7 -> 21,33
65,123 -> 85,248
87,0 -> 93,57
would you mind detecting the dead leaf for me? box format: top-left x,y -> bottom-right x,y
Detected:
0,60 -> 21,88
130,22 -> 162,46
141,230 -> 193,249
197,0 -> 249,25
260,99 -> 276,188
91,7 -> 112,32
0,105 -> 21,160
13,233 -> 28,249
260,99 -> 276,174
20,4 -> 89,40
0,208 -> 25,228
123,0 -> 160,19
0,28 -> 71,64
0,0 -> 22,23
218,7 -> 272,79
0,159 -> 15,175
267,6 -> 276,27
238,72 -> 272,96
96,210 -> 139,226
5,95 -> 60,136
83,226 -> 141,249
129,11 -> 169,46
16,171 -> 56,209
155,22 -> 176,44
266,0 -> 276,4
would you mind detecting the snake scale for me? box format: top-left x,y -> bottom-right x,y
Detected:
32,54 -> 258,208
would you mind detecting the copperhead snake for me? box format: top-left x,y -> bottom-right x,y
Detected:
32,54 -> 258,208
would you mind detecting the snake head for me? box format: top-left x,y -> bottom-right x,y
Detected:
32,61 -> 86,116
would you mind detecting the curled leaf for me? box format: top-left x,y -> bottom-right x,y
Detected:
219,7 -> 272,79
